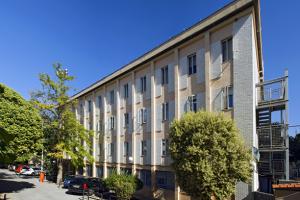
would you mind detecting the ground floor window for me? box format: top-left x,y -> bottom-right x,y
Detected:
107,167 -> 115,176
86,165 -> 92,177
137,169 -> 151,187
96,166 -> 103,178
120,167 -> 132,175
156,171 -> 175,190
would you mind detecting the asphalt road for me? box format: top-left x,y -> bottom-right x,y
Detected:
0,168 -> 80,200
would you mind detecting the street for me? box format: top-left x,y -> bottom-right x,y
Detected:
0,169 -> 80,200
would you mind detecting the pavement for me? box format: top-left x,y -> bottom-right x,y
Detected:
0,168 -> 81,200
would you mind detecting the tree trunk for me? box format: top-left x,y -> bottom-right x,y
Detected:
56,159 -> 63,185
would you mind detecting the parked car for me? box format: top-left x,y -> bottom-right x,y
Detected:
15,164 -> 29,174
8,164 -> 15,171
21,167 -> 35,176
63,175 -> 75,188
67,177 -> 106,195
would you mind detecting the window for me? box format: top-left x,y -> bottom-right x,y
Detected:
188,54 -> 197,75
124,141 -> 129,156
80,103 -> 84,115
108,143 -> 114,156
110,90 -> 114,104
88,100 -> 92,113
97,120 -> 103,132
223,86 -> 233,110
139,108 -> 147,124
188,95 -> 197,112
97,96 -> 102,109
141,140 -> 147,156
124,83 -> 129,99
124,113 -> 129,128
162,139 -> 169,156
162,102 -> 169,121
110,116 -> 115,130
140,76 -> 147,93
161,66 -> 169,85
222,37 -> 233,63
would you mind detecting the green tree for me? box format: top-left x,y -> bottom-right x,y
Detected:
31,63 -> 93,184
104,170 -> 143,200
169,111 -> 252,200
0,83 -> 43,163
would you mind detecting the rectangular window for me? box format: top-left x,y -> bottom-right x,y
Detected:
162,139 -> 169,156
188,95 -> 197,112
110,116 -> 115,130
97,96 -> 102,109
140,76 -> 147,93
124,113 -> 129,128
124,83 -> 129,99
188,54 -> 197,75
110,143 -> 114,156
222,37 -> 233,63
80,103 -> 84,115
161,66 -> 169,85
223,86 -> 233,110
139,108 -> 147,124
124,141 -> 129,156
110,90 -> 114,104
162,102 -> 169,121
88,100 -> 92,113
141,140 -> 147,156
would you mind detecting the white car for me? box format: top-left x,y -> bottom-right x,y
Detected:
21,168 -> 35,175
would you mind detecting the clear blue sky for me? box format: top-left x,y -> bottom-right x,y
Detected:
0,0 -> 299,134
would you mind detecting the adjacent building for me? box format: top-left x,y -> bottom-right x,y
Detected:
70,0 -> 288,199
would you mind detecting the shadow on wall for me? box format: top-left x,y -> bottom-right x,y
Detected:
0,179 -> 35,193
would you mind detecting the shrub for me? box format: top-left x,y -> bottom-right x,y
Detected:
104,170 -> 143,200
169,111 -> 252,200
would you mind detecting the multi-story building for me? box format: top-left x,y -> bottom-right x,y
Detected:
70,0 -> 288,199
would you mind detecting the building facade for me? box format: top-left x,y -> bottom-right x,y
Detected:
71,0 -> 264,199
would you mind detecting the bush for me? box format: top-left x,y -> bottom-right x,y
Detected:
104,170 -> 143,200
169,111 -> 252,200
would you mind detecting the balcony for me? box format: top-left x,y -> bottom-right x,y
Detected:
257,124 -> 288,150
256,76 -> 288,108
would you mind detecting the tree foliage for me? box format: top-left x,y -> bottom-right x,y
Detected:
169,111 -> 252,200
0,83 -> 43,163
31,63 -> 93,179
104,170 -> 143,200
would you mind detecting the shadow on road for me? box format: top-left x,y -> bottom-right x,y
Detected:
0,179 -> 35,193
0,172 -> 16,179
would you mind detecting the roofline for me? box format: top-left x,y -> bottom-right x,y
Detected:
71,0 -> 262,100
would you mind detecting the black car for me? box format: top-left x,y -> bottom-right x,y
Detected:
67,177 -> 106,196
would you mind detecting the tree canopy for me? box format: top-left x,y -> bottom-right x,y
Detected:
0,83 -> 43,163
31,63 -> 93,182
169,111 -> 252,200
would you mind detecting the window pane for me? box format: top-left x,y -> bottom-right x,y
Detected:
228,38 -> 233,60
222,40 -> 227,63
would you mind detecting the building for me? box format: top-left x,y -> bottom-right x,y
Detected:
70,0 -> 288,199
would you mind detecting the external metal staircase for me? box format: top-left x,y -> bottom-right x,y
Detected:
256,71 -> 289,181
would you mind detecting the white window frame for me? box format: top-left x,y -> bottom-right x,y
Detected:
222,37 -> 233,63
187,95 -> 197,112
188,53 -> 197,75
223,85 -> 233,110
110,116 -> 115,130
139,108 -> 147,124
162,102 -> 169,121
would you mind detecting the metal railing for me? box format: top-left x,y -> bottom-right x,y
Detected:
256,76 -> 287,104
257,124 -> 287,149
